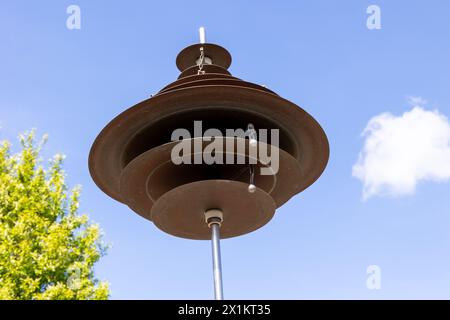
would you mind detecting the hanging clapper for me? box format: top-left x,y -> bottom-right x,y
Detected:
246,123 -> 257,193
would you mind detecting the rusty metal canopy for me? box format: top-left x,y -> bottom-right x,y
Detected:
151,180 -> 276,240
119,137 -> 302,222
88,42 -> 329,239
176,43 -> 232,71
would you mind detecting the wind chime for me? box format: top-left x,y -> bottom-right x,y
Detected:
89,28 -> 329,299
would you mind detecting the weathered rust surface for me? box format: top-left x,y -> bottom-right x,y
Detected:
151,180 -> 276,239
88,42 -> 329,239
118,137 -> 302,221
88,86 -> 329,201
176,43 -> 232,71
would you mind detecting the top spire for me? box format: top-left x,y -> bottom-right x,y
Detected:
199,26 -> 206,44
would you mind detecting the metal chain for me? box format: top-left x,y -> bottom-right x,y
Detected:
197,47 -> 206,75
249,163 -> 255,185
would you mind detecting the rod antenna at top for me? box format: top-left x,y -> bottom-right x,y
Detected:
199,27 -> 206,44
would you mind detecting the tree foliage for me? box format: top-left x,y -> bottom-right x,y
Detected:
0,131 -> 109,299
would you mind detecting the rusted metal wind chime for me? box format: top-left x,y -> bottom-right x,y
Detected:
89,27 -> 329,299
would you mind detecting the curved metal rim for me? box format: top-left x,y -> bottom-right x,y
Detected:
178,64 -> 231,79
159,77 -> 277,95
150,179 -> 276,239
118,137 -> 303,220
176,43 -> 232,71
158,73 -> 238,93
88,85 -> 329,203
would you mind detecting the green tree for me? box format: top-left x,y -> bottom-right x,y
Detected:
0,131 -> 109,299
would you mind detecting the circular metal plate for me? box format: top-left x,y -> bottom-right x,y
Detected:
161,77 -> 276,95
89,86 -> 329,203
176,43 -> 232,71
178,64 -> 231,78
151,180 -> 276,239
119,137 -> 302,220
159,73 -> 237,93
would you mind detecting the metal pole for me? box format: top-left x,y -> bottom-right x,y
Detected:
210,222 -> 224,300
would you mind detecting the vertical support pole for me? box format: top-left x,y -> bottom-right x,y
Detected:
205,209 -> 224,300
210,223 -> 223,300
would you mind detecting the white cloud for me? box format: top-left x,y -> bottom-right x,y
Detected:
406,96 -> 427,107
353,100 -> 450,200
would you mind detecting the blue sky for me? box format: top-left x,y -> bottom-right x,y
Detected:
1,1 -> 450,299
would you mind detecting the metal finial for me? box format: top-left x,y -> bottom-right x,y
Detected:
199,27 -> 206,44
